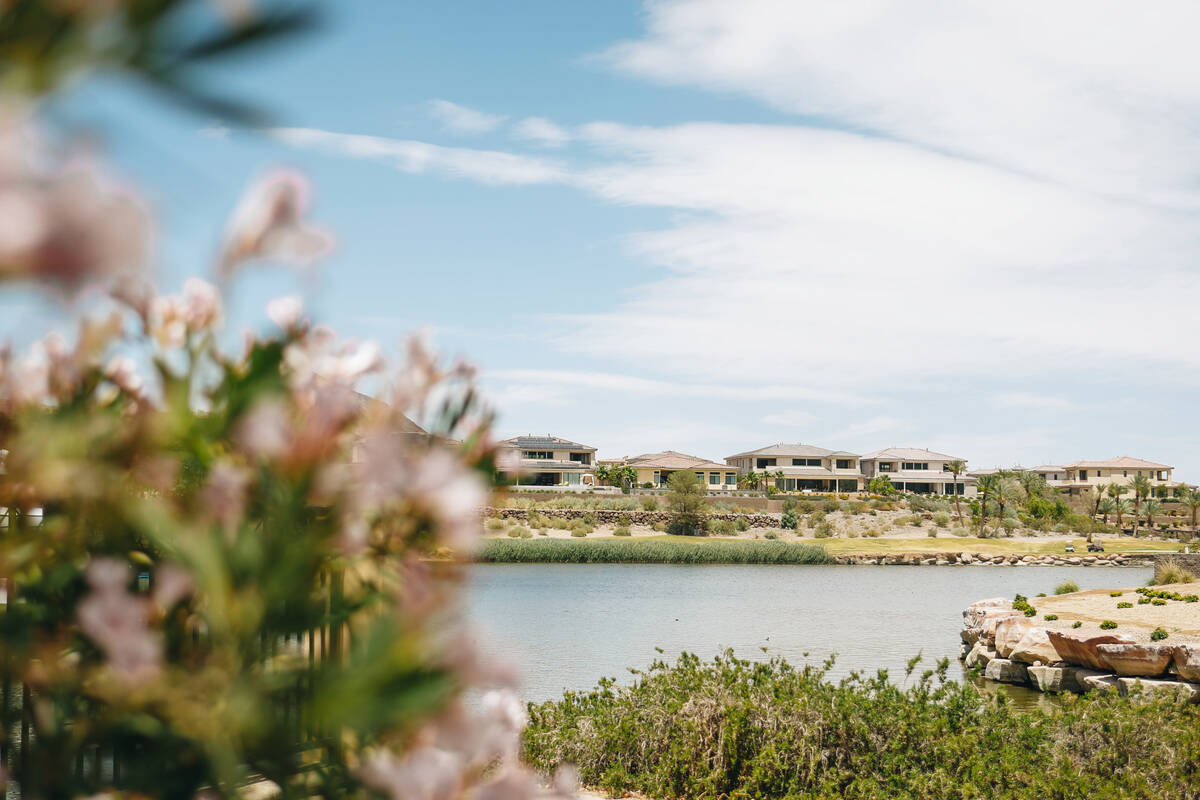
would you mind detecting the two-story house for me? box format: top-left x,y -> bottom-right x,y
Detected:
860,447 -> 975,495
725,443 -> 862,492
498,434 -> 596,488
1057,457 -> 1174,495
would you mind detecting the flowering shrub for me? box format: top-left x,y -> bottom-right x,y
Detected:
0,7 -> 560,795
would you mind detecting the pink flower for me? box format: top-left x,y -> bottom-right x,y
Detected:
235,398 -> 292,459
182,277 -> 222,331
199,461 -> 251,532
266,295 -> 304,331
152,564 -> 194,611
219,170 -> 333,277
358,746 -> 465,800
77,558 -> 161,682
104,355 -> 145,399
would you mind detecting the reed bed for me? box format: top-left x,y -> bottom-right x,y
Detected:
477,538 -> 831,564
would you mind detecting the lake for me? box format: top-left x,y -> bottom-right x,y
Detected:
465,563 -> 1151,704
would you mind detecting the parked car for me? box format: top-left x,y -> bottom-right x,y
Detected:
1064,544 -> 1075,553
1087,542 -> 1105,552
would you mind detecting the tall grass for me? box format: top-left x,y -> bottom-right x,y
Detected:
1151,558 -> 1197,585
477,538 -> 831,565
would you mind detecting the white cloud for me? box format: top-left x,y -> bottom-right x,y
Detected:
761,410 -> 817,427
513,117 -> 571,148
426,99 -> 507,134
269,127 -> 566,185
992,393 -> 1076,410
828,416 -> 903,440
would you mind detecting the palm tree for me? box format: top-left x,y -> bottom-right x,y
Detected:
1143,499 -> 1162,535
774,470 -> 785,497
1091,483 -> 1110,518
1097,497 -> 1115,524
1114,498 -> 1132,528
976,474 -> 1000,536
1106,482 -> 1127,508
945,459 -> 966,522
1185,488 -> 1200,532
1130,475 -> 1152,531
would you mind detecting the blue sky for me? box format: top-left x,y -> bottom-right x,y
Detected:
7,1 -> 1200,478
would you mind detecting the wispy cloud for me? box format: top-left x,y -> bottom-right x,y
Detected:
269,127 -> 566,185
513,116 -> 571,148
426,99 -> 507,134
827,415 -> 903,440
761,410 -> 817,427
992,392 -> 1076,410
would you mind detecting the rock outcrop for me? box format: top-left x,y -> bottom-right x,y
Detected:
1172,645 -> 1200,682
1094,643 -> 1176,678
983,658 -> 1028,684
1046,630 -> 1135,671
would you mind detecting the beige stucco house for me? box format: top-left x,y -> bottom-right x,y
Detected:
1057,456 -> 1174,495
606,450 -> 740,490
498,434 -> 596,488
860,447 -> 975,496
725,443 -> 862,492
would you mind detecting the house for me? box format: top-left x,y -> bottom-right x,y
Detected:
498,434 -> 596,488
607,450 -> 740,491
1057,457 -> 1174,495
1028,465 -> 1068,487
725,443 -> 862,492
860,447 -> 975,495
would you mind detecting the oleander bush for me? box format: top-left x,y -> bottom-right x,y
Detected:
524,651 -> 1200,800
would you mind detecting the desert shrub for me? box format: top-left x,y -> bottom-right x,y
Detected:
1150,627 -> 1169,641
551,517 -> 570,530
1055,580 -> 1080,595
641,497 -> 658,511
618,512 -> 633,526
1052,523 -> 1069,533
735,517 -> 750,532
1110,591 -> 1123,597
781,497 -> 798,512
1116,601 -> 1132,608
1152,598 -> 1167,606
485,516 -> 507,530
926,528 -> 938,538
1099,620 -> 1118,629
846,529 -> 860,538
570,529 -> 588,538
950,527 -> 968,537
814,521 -> 834,538
1000,518 -> 1019,535
1044,614 -> 1059,621
797,500 -> 815,514
709,519 -> 735,535
907,515 -> 924,528
480,539 -> 832,565
508,525 -> 532,538
1151,559 -> 1197,585
651,522 -> 668,533
613,525 -> 632,537
932,511 -> 950,528
764,531 -> 778,540
1072,620 -> 1083,628
780,510 -> 799,530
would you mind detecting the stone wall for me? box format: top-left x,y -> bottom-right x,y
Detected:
835,552 -> 1154,568
487,507 -> 779,527
1153,553 -> 1200,582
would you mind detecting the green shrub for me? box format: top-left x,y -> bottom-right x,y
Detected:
523,651 -> 1200,800
950,526 -> 968,537
641,497 -> 658,511
1152,598 -> 1167,606
617,512 -> 632,526
1150,627 -> 1169,641
814,521 -> 834,538
551,517 -> 570,530
1099,620 -> 1117,629
1072,620 -> 1083,628
613,525 -> 631,537
1109,591 -> 1123,597
479,539 -> 832,564
797,500 -> 815,514
508,525 -> 533,538
1152,559 -> 1196,585
764,531 -> 778,540
932,511 -> 950,528
780,510 -> 798,530
652,521 -> 668,533
570,529 -> 588,537
485,517 -> 507,531
1044,614 -> 1058,621
926,528 -> 938,538
709,519 -> 735,535
735,517 -> 750,532
1138,596 -> 1151,605
1116,601 -> 1132,608
820,499 -> 839,514
1054,580 -> 1079,595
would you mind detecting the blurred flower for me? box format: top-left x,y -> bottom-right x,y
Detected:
103,355 -> 145,399
266,294 -> 304,331
358,746 -> 465,800
182,277 -> 222,331
0,114 -> 149,293
76,558 -> 161,682
236,398 -> 292,460
219,170 -> 332,277
200,460 -> 251,533
152,564 -> 194,611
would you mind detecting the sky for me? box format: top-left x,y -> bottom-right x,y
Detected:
6,0 -> 1200,478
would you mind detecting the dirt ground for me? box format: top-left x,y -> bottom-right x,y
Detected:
1029,582 -> 1200,643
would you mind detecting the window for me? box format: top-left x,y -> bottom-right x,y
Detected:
653,471 -> 660,485
902,462 -> 929,471
1079,470 -> 1087,480
695,472 -> 705,482
1123,471 -> 1127,477
792,458 -> 821,467
725,473 -> 737,485
523,451 -> 553,460
569,452 -> 591,464
836,459 -> 853,470
756,458 -> 776,469
709,473 -> 720,485
879,462 -> 895,472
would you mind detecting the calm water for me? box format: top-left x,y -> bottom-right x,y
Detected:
465,564 -> 1150,703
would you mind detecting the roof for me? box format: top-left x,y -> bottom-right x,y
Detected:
860,447 -> 963,463
624,450 -> 735,471
726,443 -> 859,460
1027,465 -> 1065,473
501,434 -> 596,452
1063,456 -> 1173,470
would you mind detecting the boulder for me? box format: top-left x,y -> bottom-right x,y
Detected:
993,617 -> 1034,658
1007,627 -> 1059,666
1046,629 -> 1135,671
962,597 -> 1009,627
964,641 -> 996,670
1118,677 -> 1200,702
961,626 -> 981,645
1027,665 -> 1080,693
1095,643 -> 1177,678
984,658 -> 1029,685
1172,645 -> 1200,682
1079,672 -> 1120,694
979,610 -> 1024,644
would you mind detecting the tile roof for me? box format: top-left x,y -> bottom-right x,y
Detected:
624,450 -> 735,471
1028,465 -> 1065,472
1063,456 -> 1173,470
860,447 -> 963,462
501,434 -> 596,452
726,443 -> 859,460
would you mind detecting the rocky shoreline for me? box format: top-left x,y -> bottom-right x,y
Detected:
959,594 -> 1200,700
834,552 -> 1153,567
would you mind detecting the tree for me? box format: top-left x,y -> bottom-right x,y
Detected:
666,469 -> 707,535
611,464 -> 637,492
1097,497 -> 1116,524
740,470 -> 760,491
1114,498 -> 1132,528
1143,499 -> 1162,534
1185,488 -> 1200,532
594,464 -> 612,486
1091,483 -> 1110,517
945,459 -> 966,522
772,470 -> 785,496
868,475 -> 895,496
976,474 -> 1001,536
1130,475 -> 1152,532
